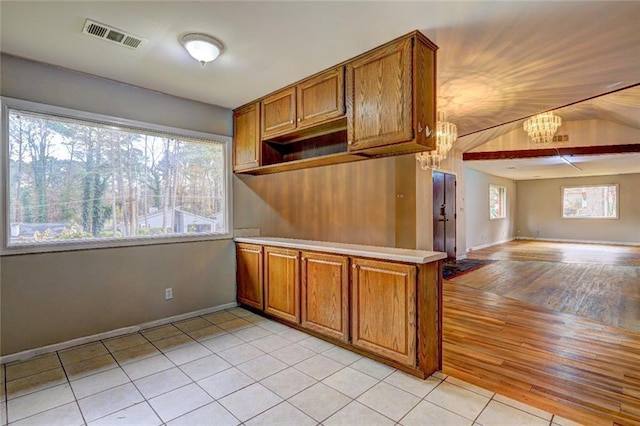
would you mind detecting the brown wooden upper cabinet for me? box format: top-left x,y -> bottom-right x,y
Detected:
261,87 -> 296,139
261,67 -> 345,140
232,103 -> 260,172
233,30 -> 437,174
297,67 -> 345,129
346,34 -> 436,154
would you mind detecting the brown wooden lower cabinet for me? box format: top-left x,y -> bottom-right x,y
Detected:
301,251 -> 349,342
235,241 -> 441,378
351,257 -> 417,366
236,243 -> 264,310
264,246 -> 300,323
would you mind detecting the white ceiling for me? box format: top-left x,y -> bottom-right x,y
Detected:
465,153 -> 640,181
1,1 -> 639,179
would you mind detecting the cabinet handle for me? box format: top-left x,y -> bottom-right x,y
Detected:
348,140 -> 352,145
352,264 -> 357,269
289,120 -> 294,124
417,122 -> 432,137
297,118 -> 302,122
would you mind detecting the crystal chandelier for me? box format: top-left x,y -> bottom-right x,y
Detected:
523,112 -> 562,146
416,112 -> 458,170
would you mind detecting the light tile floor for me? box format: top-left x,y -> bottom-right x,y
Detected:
1,307 -> 585,425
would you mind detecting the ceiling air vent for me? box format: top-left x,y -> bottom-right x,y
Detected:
82,19 -> 147,50
553,134 -> 569,143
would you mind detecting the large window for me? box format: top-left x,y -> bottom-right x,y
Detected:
562,185 -> 618,219
489,184 -> 507,220
2,98 -> 230,253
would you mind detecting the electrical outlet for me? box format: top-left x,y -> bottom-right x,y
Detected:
165,288 -> 173,300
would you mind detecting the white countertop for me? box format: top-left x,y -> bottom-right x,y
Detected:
234,237 -> 447,264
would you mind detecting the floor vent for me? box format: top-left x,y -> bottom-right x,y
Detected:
82,19 -> 147,50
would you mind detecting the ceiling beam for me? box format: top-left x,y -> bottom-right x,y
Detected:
463,144 -> 640,161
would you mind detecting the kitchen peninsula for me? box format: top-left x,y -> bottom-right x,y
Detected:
235,237 -> 446,378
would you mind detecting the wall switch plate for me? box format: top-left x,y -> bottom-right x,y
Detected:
165,288 -> 173,300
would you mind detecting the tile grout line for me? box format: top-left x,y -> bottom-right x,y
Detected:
130,312 -> 246,424
114,331 -> 171,425
54,350 -> 88,426
2,308 -> 576,425
2,364 -> 6,426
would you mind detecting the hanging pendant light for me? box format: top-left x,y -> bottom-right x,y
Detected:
523,112 -> 562,146
416,112 -> 457,170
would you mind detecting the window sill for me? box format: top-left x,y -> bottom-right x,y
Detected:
1,232 -> 233,256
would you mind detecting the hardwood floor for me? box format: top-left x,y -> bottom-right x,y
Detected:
466,239 -> 640,266
455,240 -> 640,332
442,240 -> 640,425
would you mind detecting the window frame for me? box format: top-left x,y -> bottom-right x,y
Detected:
561,184 -> 619,220
489,184 -> 507,220
1,97 -> 233,255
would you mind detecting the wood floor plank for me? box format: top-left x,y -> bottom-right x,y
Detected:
442,241 -> 640,426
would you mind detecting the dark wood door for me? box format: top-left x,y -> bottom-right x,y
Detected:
300,251 -> 349,342
346,37 -> 413,151
233,103 -> 260,171
433,171 -> 456,259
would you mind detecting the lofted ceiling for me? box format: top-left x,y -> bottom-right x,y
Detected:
1,1 -> 639,179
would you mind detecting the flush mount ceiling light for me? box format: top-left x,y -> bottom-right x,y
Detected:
523,112 -> 562,146
181,33 -> 223,65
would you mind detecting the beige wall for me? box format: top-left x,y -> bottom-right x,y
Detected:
233,150 -> 460,255
470,119 -> 640,152
516,173 -> 640,244
234,155 -> 407,247
465,168 -> 517,250
1,241 -> 236,355
0,55 -> 235,355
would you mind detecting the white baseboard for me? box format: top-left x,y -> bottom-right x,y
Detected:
516,236 -> 640,247
0,302 -> 238,365
467,237 -> 516,252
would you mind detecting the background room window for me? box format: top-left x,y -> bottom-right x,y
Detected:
489,184 -> 507,219
3,99 -> 230,252
562,185 -> 618,219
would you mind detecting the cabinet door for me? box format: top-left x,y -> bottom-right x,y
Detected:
233,103 -> 261,171
301,251 -> 349,342
346,37 -> 413,151
297,67 -> 345,129
264,246 -> 300,323
262,87 -> 296,139
351,258 -> 417,366
236,243 -> 263,309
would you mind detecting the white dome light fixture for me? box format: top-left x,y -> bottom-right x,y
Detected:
181,33 -> 223,65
